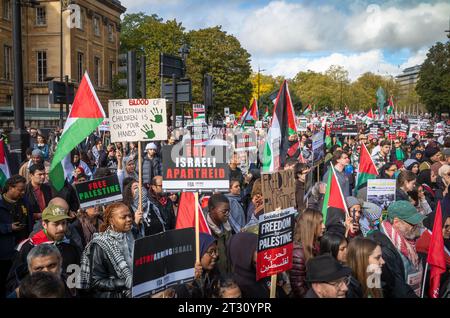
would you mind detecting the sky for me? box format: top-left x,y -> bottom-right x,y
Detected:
119,0 -> 450,81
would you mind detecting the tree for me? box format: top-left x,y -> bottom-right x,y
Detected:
416,41 -> 450,116
114,13 -> 186,99
186,27 -> 253,115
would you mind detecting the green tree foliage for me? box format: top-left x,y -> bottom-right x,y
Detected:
416,41 -> 450,115
186,27 -> 252,115
114,13 -> 186,99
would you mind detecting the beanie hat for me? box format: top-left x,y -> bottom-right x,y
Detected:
425,147 -> 439,159
404,159 -> 418,170
345,196 -> 361,209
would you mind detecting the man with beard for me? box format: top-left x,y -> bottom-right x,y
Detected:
368,200 -> 425,298
149,176 -> 176,230
6,205 -> 80,295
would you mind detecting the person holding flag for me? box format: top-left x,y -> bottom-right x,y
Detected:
0,138 -> 10,190
49,72 -> 106,192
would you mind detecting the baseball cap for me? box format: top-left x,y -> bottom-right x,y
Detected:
387,200 -> 425,225
42,204 -> 71,223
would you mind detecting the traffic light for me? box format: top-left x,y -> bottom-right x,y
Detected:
117,50 -> 137,98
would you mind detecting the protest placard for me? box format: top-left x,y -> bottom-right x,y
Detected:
234,131 -> 258,174
132,228 -> 195,298
261,170 -> 296,212
312,131 -> 325,165
367,179 -> 396,211
256,207 -> 296,281
98,119 -> 110,131
108,99 -> 167,143
162,145 -> 230,192
75,174 -> 122,209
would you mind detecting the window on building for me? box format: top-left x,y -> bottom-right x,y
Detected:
36,6 -> 46,26
36,51 -> 47,82
30,94 -> 49,109
108,24 -> 114,42
3,0 -> 11,20
77,8 -> 85,30
77,52 -> 84,82
93,16 -> 100,36
4,45 -> 12,80
108,61 -> 114,89
94,56 -> 101,86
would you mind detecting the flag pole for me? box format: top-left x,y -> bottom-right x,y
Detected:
138,141 -> 142,210
270,274 -> 277,298
421,262 -> 429,298
194,192 -> 200,264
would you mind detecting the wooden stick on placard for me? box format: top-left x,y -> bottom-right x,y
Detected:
194,192 -> 200,264
138,141 -> 142,210
270,274 -> 277,298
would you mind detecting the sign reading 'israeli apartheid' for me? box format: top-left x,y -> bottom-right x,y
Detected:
108,99 -> 167,143
256,207 -> 295,281
75,174 -> 122,209
261,169 -> 296,213
162,145 -> 230,192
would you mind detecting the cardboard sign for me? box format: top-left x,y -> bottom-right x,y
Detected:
256,208 -> 295,281
162,145 -> 230,192
132,228 -> 195,298
109,99 -> 167,142
367,179 -> 396,211
261,170 -> 296,212
312,131 -> 325,165
75,174 -> 122,209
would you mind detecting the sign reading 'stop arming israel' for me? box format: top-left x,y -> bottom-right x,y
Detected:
108,99 -> 167,143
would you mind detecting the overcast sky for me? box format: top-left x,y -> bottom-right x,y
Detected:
119,0 -> 450,80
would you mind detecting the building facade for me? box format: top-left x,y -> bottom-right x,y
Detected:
0,0 -> 126,129
395,64 -> 425,114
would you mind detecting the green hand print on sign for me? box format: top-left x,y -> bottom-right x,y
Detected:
141,124 -> 155,139
150,107 -> 163,124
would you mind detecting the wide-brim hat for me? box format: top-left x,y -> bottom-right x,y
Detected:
306,254 -> 352,283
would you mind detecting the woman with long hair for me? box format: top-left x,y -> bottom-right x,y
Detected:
378,162 -> 398,179
396,170 -> 417,202
70,205 -> 103,249
319,232 -> 348,264
33,134 -> 49,161
289,208 -> 325,298
346,237 -> 385,298
78,202 -> 135,298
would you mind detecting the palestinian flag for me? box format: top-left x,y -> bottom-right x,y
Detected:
262,80 -> 297,172
355,143 -> 378,192
176,192 -> 211,235
303,104 -> 312,116
367,108 -> 374,119
386,96 -> 394,115
344,105 -> 349,117
322,165 -> 348,224
0,138 -> 10,188
241,98 -> 259,127
263,106 -> 269,120
238,106 -> 248,122
427,201 -> 446,298
49,72 -> 105,191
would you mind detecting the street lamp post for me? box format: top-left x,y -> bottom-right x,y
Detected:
257,66 -> 266,116
9,0 -> 31,173
178,44 -> 190,128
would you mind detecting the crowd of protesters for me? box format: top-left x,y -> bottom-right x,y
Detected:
0,112 -> 449,299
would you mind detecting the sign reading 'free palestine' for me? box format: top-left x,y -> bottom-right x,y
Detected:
75,174 -> 123,209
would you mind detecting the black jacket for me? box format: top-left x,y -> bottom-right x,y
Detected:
149,195 -> 176,231
86,242 -> 129,298
52,181 -> 80,213
24,183 -> 52,222
141,156 -> 162,185
395,188 -> 410,202
6,230 -> 81,294
367,230 -> 418,298
0,197 -> 32,260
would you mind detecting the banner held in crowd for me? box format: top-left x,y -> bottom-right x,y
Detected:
75,174 -> 122,209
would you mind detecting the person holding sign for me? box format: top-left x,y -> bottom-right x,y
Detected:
206,194 -> 232,275
78,202 -> 134,298
175,233 -> 220,298
290,209 -> 325,298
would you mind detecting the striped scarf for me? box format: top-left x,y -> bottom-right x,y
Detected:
381,220 -> 419,268
78,229 -> 133,297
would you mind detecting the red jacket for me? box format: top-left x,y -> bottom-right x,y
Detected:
289,242 -> 319,298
